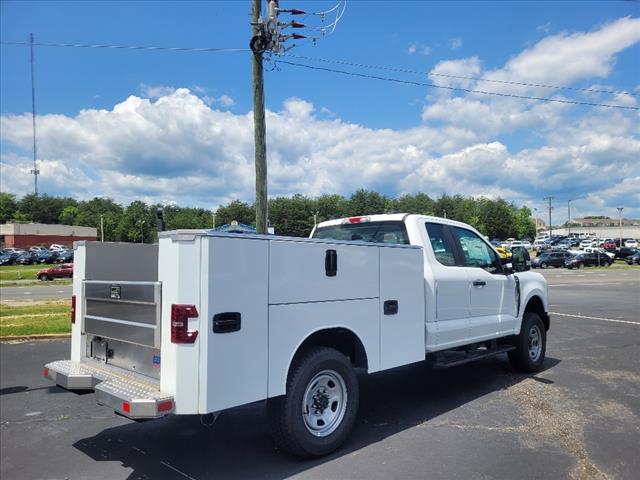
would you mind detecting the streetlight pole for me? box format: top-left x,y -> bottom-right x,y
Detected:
567,200 -> 572,236
100,214 -> 104,242
534,207 -> 539,234
139,220 -> 145,244
617,207 -> 623,248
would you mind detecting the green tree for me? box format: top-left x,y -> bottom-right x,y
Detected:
348,189 -> 388,216
17,194 -> 77,224
0,193 -> 18,223
75,197 -> 123,241
214,200 -> 255,227
115,201 -> 155,243
315,194 -> 349,222
390,193 -> 434,215
269,194 -> 315,237
514,206 -> 536,239
59,205 -> 79,225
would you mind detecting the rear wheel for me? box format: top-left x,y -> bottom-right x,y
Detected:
38,274 -> 50,281
268,347 -> 359,458
540,262 -> 548,269
508,312 -> 546,373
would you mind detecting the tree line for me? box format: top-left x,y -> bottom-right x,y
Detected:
0,190 -> 536,242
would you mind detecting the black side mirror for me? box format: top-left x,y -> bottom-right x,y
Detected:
511,246 -> 531,272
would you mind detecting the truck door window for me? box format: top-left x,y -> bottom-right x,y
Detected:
452,227 -> 501,274
424,222 -> 456,266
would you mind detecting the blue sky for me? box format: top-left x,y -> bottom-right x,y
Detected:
1,1 -> 639,222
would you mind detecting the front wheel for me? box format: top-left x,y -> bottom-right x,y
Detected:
508,312 -> 547,373
268,347 -> 359,458
38,274 -> 50,281
540,262 -> 548,269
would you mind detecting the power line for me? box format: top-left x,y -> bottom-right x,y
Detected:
273,59 -> 640,111
1,40 -> 249,53
280,54 -> 638,97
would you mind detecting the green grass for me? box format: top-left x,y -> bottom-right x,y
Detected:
0,263 -> 57,281
0,301 -> 71,336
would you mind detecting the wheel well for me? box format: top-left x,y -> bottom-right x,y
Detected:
525,296 -> 549,330
292,328 -> 368,372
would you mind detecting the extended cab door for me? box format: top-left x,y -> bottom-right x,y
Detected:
450,227 -> 517,339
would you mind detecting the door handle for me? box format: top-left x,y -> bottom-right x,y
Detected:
472,280 -> 486,287
213,312 -> 241,333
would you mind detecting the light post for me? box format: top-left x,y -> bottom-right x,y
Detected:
534,207 -> 539,233
139,220 -> 145,244
567,200 -> 572,236
212,212 -> 216,229
100,214 -> 104,242
617,207 -> 623,248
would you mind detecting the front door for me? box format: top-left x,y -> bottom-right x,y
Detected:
450,227 -> 515,340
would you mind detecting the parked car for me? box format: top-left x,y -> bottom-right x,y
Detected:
579,239 -> 595,249
0,248 -> 23,263
55,250 -> 74,263
29,246 -> 48,253
522,241 -> 532,249
15,252 -> 37,265
0,253 -> 13,266
532,251 -> 574,269
565,252 -> 612,269
49,244 -> 67,251
601,239 -> 617,251
36,263 -> 73,281
625,239 -> 638,248
624,251 -> 640,265
582,247 -> 615,260
615,247 -> 638,259
33,250 -> 59,264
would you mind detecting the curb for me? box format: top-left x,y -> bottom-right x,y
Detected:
0,333 -> 71,342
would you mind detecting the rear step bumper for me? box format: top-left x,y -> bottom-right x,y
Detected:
44,359 -> 173,419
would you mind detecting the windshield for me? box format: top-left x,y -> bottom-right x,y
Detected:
312,221 -> 410,245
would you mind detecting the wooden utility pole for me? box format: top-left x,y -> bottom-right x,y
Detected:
252,0 -> 268,233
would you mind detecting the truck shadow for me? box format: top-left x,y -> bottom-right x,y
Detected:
73,356 -> 560,480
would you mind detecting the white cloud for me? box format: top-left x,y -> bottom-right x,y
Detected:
407,42 -> 431,55
139,83 -> 177,98
449,37 -> 463,51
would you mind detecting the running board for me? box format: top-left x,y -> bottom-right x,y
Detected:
431,345 -> 515,369
44,359 -> 173,419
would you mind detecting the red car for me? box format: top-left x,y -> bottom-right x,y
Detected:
601,240 -> 617,251
37,263 -> 73,281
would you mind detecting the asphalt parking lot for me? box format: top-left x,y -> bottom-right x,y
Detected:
1,268 -> 639,480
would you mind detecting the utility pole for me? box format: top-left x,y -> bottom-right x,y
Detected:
617,207 -> 623,248
252,0 -> 268,234
544,196 -> 554,237
100,214 -> 104,242
29,33 -> 40,195
567,199 -> 572,236
534,207 -> 539,233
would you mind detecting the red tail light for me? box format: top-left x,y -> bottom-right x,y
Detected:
171,304 -> 199,344
71,295 -> 76,324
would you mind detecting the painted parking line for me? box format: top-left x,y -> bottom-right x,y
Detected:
549,281 -> 633,287
23,292 -> 32,295
551,311 -> 639,326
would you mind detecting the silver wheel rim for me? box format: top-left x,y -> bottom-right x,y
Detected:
528,325 -> 542,362
302,369 -> 347,437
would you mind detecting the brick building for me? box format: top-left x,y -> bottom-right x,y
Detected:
0,223 -> 97,249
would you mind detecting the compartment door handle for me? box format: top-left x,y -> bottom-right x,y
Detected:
213,312 -> 241,333
325,249 -> 338,276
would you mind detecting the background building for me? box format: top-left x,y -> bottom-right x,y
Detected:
0,223 -> 97,248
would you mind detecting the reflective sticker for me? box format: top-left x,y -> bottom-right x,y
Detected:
152,355 -> 161,368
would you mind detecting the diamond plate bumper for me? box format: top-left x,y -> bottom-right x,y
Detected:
44,359 -> 173,419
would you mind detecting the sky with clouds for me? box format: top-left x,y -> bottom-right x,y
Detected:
1,1 -> 638,222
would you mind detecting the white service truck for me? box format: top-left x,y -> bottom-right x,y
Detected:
44,214 -> 549,458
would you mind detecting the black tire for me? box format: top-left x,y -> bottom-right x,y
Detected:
38,274 -> 50,281
268,347 -> 359,458
508,312 -> 546,373
540,262 -> 547,269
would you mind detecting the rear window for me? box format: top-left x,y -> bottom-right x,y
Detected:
312,221 -> 410,245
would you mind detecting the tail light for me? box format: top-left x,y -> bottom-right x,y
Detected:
71,295 -> 76,324
343,216 -> 370,224
171,304 -> 199,344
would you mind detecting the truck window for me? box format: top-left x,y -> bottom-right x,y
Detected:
424,222 -> 456,266
312,221 -> 410,244
452,227 -> 501,274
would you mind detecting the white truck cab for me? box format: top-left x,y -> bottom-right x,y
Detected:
45,213 -> 549,458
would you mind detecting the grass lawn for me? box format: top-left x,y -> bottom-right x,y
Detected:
0,301 -> 71,336
0,263 -> 57,281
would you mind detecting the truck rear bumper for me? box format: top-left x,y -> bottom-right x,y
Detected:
44,359 -> 174,419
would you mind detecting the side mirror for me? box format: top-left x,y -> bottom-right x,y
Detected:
500,256 -> 514,274
511,246 -> 531,272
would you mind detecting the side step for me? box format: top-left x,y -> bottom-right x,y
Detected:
44,359 -> 173,419
431,345 -> 515,369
